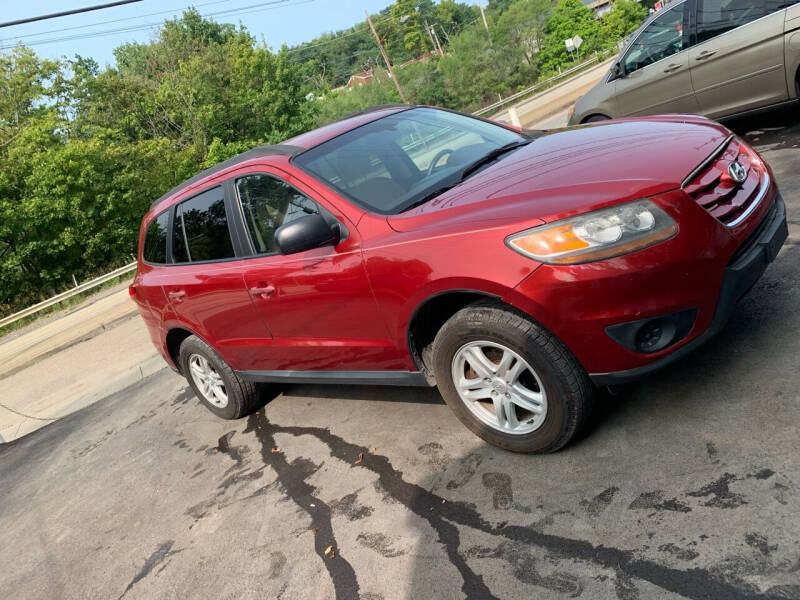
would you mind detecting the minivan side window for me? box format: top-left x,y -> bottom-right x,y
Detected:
235,174 -> 320,255
623,3 -> 686,74
765,0 -> 799,10
142,211 -> 169,264
172,186 -> 235,263
696,0 -> 767,44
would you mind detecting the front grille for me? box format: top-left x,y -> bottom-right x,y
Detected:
683,137 -> 765,226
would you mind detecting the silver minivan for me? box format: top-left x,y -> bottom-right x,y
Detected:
569,0 -> 800,124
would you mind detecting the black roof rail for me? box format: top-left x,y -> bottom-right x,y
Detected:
329,103 -> 414,126
150,144 -> 303,208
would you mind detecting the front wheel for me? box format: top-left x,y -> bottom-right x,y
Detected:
432,302 -> 594,453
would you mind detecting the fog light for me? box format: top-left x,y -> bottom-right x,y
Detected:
605,308 -> 697,354
635,319 -> 674,353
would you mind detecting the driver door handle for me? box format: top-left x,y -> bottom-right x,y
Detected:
663,63 -> 682,73
251,284 -> 276,299
695,50 -> 716,60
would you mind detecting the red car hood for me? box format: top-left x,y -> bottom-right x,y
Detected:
388,116 -> 730,233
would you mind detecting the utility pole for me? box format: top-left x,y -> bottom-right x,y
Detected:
365,11 -> 408,104
478,1 -> 489,33
423,19 -> 437,54
432,25 -> 444,55
424,20 -> 443,56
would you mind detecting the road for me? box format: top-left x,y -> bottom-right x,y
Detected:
492,58 -> 613,129
1,112 -> 799,599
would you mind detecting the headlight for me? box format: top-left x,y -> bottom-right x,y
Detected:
506,199 -> 677,265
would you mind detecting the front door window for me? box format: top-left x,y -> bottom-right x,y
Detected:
623,4 -> 687,74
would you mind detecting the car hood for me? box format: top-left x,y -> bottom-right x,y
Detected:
388,116 -> 730,233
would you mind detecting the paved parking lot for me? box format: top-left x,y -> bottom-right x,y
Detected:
1,113 -> 799,600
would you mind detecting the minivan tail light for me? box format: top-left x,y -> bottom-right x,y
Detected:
129,285 -> 137,300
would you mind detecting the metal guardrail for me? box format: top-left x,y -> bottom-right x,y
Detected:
0,262 -> 137,329
473,51 -> 611,117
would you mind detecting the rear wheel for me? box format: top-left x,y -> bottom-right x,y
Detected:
583,114 -> 610,123
179,335 -> 265,419
432,302 -> 594,453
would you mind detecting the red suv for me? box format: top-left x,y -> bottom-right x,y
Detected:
131,106 -> 787,453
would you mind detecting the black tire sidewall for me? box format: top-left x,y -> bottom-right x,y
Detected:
433,305 -> 585,453
179,335 -> 245,420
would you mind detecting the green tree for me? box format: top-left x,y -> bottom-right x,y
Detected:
390,0 -> 436,55
601,0 -> 648,43
494,0 -> 552,66
439,27 -> 513,111
538,0 -> 603,73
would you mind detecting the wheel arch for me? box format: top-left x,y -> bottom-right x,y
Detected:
406,289 -> 506,377
581,113 -> 612,124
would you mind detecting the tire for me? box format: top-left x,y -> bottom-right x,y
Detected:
432,301 -> 594,453
178,335 -> 264,420
584,114 -> 610,123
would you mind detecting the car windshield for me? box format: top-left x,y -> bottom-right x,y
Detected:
293,107 -> 525,214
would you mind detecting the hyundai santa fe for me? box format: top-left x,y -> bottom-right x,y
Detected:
569,0 -> 800,125
131,105 -> 787,453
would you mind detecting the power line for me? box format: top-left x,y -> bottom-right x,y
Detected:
285,14 -> 392,54
1,0 -> 232,42
0,0 -> 315,50
0,0 -> 145,29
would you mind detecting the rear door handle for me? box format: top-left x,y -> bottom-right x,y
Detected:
663,63 -> 682,73
168,290 -> 186,302
695,50 -> 717,60
250,284 -> 276,299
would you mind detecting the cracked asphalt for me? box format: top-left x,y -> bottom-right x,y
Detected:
1,112 -> 799,600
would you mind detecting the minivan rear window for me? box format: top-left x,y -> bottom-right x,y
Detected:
142,211 -> 169,264
173,187 -> 235,263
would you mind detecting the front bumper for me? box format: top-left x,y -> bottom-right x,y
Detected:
589,193 -> 788,385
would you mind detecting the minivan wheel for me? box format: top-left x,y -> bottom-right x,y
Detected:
432,302 -> 594,453
584,114 -> 610,123
178,335 -> 264,420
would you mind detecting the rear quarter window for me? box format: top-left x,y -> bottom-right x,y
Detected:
142,211 -> 169,264
173,186 -> 235,263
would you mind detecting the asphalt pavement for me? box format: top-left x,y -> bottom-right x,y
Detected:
1,112 -> 799,599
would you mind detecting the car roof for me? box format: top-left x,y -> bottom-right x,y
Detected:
284,104 -> 411,148
149,104 -> 412,210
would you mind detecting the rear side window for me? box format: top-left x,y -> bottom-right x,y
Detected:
696,0 -> 768,44
235,174 -> 320,254
142,211 -> 169,264
764,0 -> 798,12
173,186 -> 235,263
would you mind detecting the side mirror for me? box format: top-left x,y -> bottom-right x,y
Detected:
274,214 -> 341,255
610,61 -> 626,80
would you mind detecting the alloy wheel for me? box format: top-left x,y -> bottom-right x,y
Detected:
451,340 -> 547,435
188,353 -> 228,408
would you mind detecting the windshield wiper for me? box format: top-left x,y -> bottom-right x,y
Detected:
400,183 -> 459,213
459,140 -> 531,181
398,139 -> 532,213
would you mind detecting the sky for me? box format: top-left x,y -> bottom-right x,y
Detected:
0,0 -> 396,66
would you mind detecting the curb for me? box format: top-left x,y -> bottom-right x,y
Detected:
50,355 -> 168,421
0,355 -> 169,444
